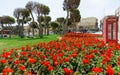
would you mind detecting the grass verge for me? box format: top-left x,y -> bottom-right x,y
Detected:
0,34 -> 58,52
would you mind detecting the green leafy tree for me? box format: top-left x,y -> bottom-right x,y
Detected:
56,17 -> 65,34
34,3 -> 48,38
2,16 -> 15,38
63,0 -> 80,33
20,8 -> 30,38
14,8 -> 30,38
70,9 -> 81,32
26,1 -> 36,36
13,8 -> 21,37
42,5 -> 50,35
50,21 -> 59,34
0,16 -> 15,38
44,16 -> 51,35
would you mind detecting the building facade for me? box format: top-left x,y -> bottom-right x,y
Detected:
79,17 -> 98,30
115,7 -> 120,32
115,7 -> 120,39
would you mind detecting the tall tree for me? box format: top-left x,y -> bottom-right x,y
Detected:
44,16 -> 51,35
26,1 -> 35,22
34,3 -> 46,38
2,16 -> 15,38
56,17 -> 65,34
0,16 -> 15,38
50,21 -> 59,34
20,8 -> 30,38
13,8 -> 21,37
63,0 -> 80,33
70,9 -> 81,32
0,16 -> 5,38
42,5 -> 50,35
14,8 -> 30,38
26,1 -> 36,36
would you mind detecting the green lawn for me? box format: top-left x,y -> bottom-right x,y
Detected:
0,34 -> 58,52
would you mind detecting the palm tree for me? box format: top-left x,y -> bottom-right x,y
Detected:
0,16 -> 5,38
70,9 -> 81,32
13,8 -> 30,38
29,21 -> 38,36
63,0 -> 80,34
0,16 -> 15,38
26,1 -> 36,36
42,5 -> 50,35
34,3 -> 45,38
50,21 -> 59,34
20,8 -> 30,38
44,16 -> 51,35
56,17 -> 65,34
2,16 -> 15,38
26,1 -> 35,22
13,8 -> 21,36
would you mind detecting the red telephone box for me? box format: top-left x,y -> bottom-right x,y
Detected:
103,16 -> 118,43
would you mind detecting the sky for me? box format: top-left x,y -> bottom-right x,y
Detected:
0,0 -> 120,25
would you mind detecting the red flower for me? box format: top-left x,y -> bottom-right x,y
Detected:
69,69 -> 73,74
1,73 -> 6,75
71,52 -> 77,58
37,52 -> 41,56
14,60 -> 20,65
28,71 -> 32,75
18,65 -> 26,71
28,58 -> 36,64
106,65 -> 114,75
118,73 -> 120,75
20,51 -> 27,56
21,47 -> 25,51
41,55 -> 46,59
117,57 -> 120,61
26,45 -> 31,50
117,61 -> 120,66
20,60 -> 25,63
47,66 -> 53,71
0,59 -> 7,64
2,67 -> 13,73
43,61 -> 49,67
58,53 -> 64,57
64,58 -> 69,62
52,55 -> 57,61
92,67 -> 102,73
84,54 -> 94,59
64,68 -> 73,75
2,53 -> 10,58
64,68 -> 69,75
82,59 -> 90,64
54,61 -> 59,66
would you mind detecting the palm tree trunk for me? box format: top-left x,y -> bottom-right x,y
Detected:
38,27 -> 43,38
30,11 -> 35,22
38,14 -> 43,38
8,24 -> 13,38
27,23 -> 31,36
17,18 -> 21,37
20,20 -> 24,38
32,28 -> 34,36
40,26 -> 43,38
47,26 -> 49,35
63,10 -> 69,34
30,11 -> 35,37
44,26 -> 47,35
38,19 -> 43,38
1,23 -> 4,38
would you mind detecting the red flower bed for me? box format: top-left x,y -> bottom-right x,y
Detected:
0,33 -> 120,75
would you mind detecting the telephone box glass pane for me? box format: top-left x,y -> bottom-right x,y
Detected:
113,23 -> 116,40
108,24 -> 112,40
